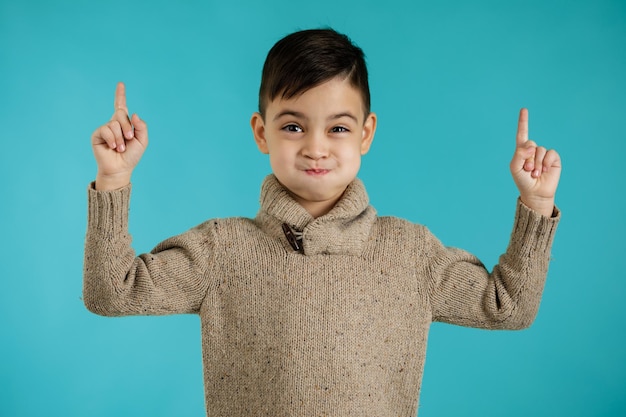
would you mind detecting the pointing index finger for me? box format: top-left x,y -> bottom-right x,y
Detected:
112,82 -> 133,140
516,108 -> 529,146
114,82 -> 128,113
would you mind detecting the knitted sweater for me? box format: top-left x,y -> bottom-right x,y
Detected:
83,174 -> 559,416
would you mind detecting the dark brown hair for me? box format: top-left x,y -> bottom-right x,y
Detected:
258,28 -> 370,118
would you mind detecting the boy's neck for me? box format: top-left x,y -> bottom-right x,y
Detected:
288,191 -> 343,219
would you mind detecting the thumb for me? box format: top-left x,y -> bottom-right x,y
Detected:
131,113 -> 149,147
510,141 -> 536,174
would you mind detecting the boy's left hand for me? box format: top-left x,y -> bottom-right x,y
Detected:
510,108 -> 561,217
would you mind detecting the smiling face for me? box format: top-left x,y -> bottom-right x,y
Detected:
251,76 -> 377,218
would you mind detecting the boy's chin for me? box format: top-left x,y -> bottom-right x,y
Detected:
288,185 -> 347,205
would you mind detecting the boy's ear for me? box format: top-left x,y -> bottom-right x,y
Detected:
360,112 -> 377,155
251,112 -> 269,154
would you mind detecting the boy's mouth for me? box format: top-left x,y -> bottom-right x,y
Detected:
305,168 -> 330,175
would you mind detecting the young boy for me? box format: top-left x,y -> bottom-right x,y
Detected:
84,29 -> 561,416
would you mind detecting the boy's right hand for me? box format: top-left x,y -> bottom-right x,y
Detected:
91,82 -> 148,190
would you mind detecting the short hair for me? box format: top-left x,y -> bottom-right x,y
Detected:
258,28 -> 370,118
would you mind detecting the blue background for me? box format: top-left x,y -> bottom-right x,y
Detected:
1,0 -> 625,416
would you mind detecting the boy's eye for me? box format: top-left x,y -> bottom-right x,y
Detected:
282,124 -> 303,133
331,126 -> 349,133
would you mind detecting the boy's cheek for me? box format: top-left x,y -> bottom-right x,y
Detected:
269,154 -> 291,173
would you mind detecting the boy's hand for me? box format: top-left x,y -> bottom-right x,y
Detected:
91,82 -> 148,190
510,108 -> 561,217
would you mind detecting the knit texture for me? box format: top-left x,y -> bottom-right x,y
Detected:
83,174 -> 560,416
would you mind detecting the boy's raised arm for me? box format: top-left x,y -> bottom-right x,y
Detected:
84,84 -> 215,316
428,109 -> 561,329
509,108 -> 561,217
91,82 -> 148,190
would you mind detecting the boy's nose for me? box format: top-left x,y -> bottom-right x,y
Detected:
302,133 -> 329,160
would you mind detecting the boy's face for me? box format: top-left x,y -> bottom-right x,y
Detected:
251,77 -> 377,218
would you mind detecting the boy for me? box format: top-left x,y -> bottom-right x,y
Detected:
84,29 -> 561,416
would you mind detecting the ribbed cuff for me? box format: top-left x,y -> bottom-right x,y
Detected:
87,182 -> 132,238
511,198 -> 560,255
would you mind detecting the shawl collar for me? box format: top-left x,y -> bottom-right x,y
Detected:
255,175 -> 376,256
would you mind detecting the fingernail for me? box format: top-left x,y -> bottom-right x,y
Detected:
119,143 -> 125,152
533,169 -> 540,177
126,131 -> 133,139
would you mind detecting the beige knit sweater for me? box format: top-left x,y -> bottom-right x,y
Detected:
83,174 -> 559,416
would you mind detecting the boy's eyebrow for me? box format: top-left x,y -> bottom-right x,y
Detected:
329,112 -> 359,123
273,110 -> 359,123
273,110 -> 306,121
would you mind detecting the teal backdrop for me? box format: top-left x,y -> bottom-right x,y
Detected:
1,0 -> 624,416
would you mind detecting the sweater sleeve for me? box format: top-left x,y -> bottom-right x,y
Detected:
82,183 -> 217,317
424,200 -> 560,330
